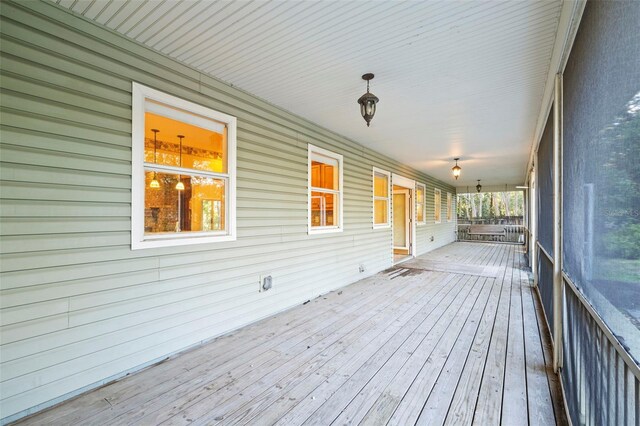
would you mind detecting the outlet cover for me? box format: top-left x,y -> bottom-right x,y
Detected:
259,275 -> 273,292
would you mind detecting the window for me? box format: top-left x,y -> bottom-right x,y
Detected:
434,188 -> 442,223
131,83 -> 236,249
416,183 -> 426,224
308,144 -> 343,233
446,192 -> 453,222
373,168 -> 391,228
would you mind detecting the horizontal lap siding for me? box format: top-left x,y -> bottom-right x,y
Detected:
0,1 -> 455,421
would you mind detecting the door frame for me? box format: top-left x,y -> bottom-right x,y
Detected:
391,174 -> 416,261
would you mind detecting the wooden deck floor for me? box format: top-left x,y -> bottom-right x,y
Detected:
15,243 -> 567,426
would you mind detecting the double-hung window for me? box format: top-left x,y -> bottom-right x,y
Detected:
373,168 -> 391,228
434,188 -> 442,223
308,144 -> 343,233
131,83 -> 236,249
416,183 -> 426,225
447,192 -> 453,222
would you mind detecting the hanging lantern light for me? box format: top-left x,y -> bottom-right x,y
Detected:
149,129 -> 160,188
357,73 -> 379,127
452,158 -> 461,180
476,179 -> 482,193
176,134 -> 185,191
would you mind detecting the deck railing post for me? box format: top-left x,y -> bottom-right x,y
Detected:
553,73 -> 564,372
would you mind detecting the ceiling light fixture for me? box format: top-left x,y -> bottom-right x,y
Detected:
476,179 -> 482,193
452,158 -> 461,180
149,129 -> 160,188
357,73 -> 379,127
176,134 -> 185,191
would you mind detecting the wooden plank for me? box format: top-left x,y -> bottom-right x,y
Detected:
386,277 -> 492,425
303,274 -> 485,426
230,272 -> 464,426
215,274 -> 459,426
501,252 -> 529,424
25,272 -> 414,425
530,275 -> 569,425
271,274 -> 474,426
471,245 -> 514,425
8,243 -> 564,425
520,256 -> 556,426
416,277 -> 502,425
138,275 -> 437,426
444,277 -> 505,425
176,272 -> 456,425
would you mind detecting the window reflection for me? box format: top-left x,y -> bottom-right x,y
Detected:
144,171 -> 225,234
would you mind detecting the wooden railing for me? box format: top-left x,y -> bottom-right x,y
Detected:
457,223 -> 525,244
562,274 -> 640,425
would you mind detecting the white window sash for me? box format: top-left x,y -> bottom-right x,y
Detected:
308,144 -> 343,234
131,82 -> 237,249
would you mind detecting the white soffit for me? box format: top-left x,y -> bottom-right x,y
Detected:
55,0 -> 565,187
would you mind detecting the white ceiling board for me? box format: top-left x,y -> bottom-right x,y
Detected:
55,0 -> 565,187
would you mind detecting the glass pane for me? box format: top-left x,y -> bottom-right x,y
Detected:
201,199 -> 223,231
311,191 -> 338,227
374,199 -> 388,224
416,186 -> 424,203
311,160 -> 338,190
144,112 -> 227,174
435,192 -> 441,222
417,202 -> 424,222
144,170 -> 225,234
374,173 -> 388,197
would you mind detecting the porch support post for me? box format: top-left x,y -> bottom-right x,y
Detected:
553,73 -> 564,372
530,167 -> 537,286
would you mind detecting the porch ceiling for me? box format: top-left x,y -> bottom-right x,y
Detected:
55,0 -> 564,187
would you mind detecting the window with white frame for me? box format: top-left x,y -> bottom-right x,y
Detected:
131,83 -> 236,249
373,168 -> 391,228
434,188 -> 442,223
308,144 -> 343,233
446,192 -> 453,222
416,183 -> 426,224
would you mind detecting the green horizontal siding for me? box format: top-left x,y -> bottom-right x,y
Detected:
0,0 -> 456,422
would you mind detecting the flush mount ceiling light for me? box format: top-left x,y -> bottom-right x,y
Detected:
452,158 -> 461,180
175,134 -> 185,191
476,179 -> 482,193
357,73 -> 379,127
150,128 -> 160,188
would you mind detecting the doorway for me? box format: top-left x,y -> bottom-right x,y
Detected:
392,174 -> 415,264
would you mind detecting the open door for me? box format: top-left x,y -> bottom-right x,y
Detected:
393,188 -> 410,251
392,174 -> 415,264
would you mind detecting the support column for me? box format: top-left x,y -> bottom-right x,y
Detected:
553,73 -> 564,372
530,167 -> 537,286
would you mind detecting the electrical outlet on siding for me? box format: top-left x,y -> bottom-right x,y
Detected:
259,275 -> 273,292
359,264 -> 365,273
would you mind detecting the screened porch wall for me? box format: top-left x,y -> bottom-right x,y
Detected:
0,1 -> 456,421
559,0 -> 640,424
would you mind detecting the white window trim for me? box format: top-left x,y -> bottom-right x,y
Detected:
372,167 -> 391,229
416,182 -> 426,225
434,188 -> 442,224
447,192 -> 453,222
308,144 -> 343,234
131,82 -> 237,250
